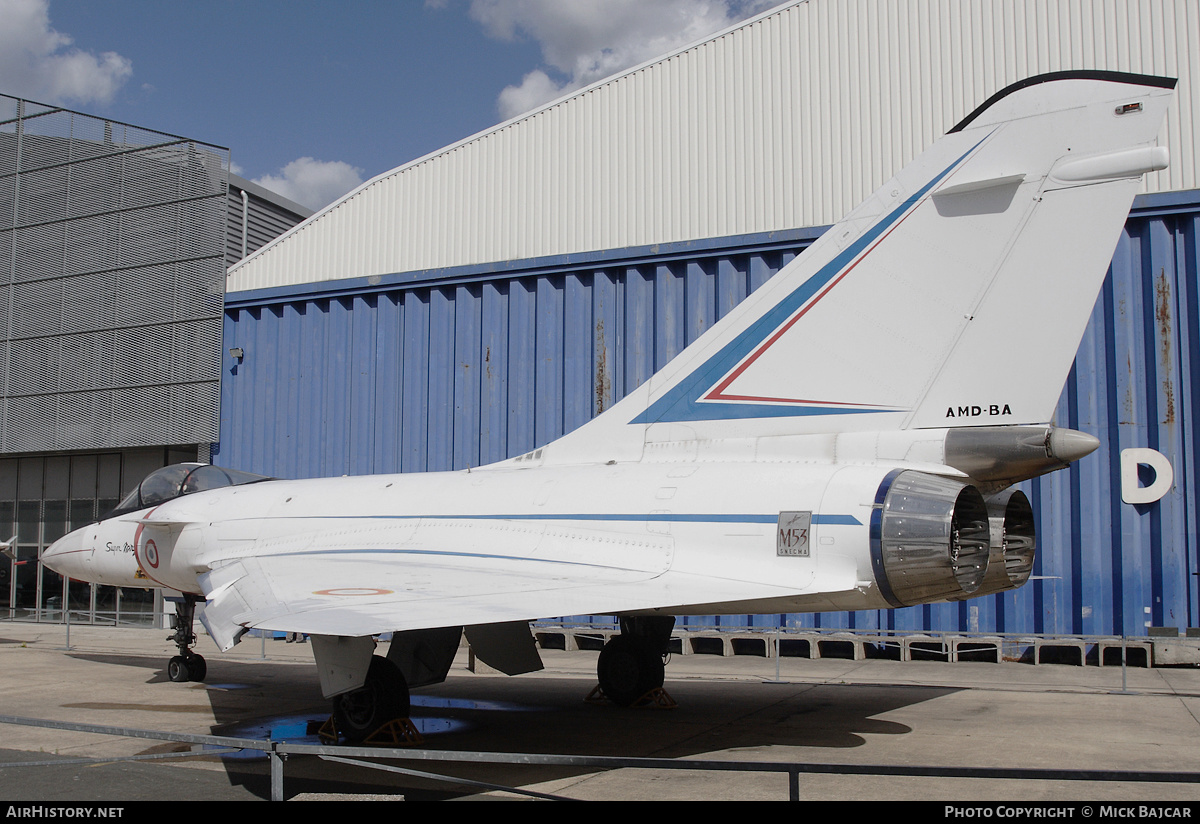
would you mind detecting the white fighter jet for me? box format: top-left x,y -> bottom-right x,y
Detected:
44,71 -> 1175,740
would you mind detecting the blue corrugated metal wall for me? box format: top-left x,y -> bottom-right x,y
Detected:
218,229 -> 819,477
217,192 -> 1200,636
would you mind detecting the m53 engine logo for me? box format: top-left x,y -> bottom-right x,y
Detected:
777,511 -> 812,557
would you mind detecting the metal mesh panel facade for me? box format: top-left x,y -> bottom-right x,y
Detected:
0,96 -> 229,452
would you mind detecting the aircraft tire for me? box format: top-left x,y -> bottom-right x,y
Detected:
332,655 -> 411,742
187,654 -> 207,682
167,655 -> 190,683
597,635 -> 665,706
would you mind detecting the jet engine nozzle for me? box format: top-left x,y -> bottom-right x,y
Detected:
871,470 -> 991,607
972,488 -> 1036,597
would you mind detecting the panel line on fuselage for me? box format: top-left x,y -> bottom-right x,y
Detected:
212,512 -> 863,526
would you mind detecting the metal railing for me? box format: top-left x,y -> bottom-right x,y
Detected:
2,714 -> 1198,802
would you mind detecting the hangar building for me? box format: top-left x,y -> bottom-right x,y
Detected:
220,0 -> 1200,644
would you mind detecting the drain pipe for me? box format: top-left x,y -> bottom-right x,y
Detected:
240,188 -> 249,260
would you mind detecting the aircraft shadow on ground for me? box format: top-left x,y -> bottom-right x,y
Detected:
240,676 -> 959,800
63,651 -> 184,682
183,657 -> 960,799
42,647 -> 961,800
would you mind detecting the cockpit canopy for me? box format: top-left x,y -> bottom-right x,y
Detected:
110,463 -> 272,517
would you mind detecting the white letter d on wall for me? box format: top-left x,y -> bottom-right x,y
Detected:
1120,448 -> 1174,504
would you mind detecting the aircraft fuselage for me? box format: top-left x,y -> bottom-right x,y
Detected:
46,455 -> 894,619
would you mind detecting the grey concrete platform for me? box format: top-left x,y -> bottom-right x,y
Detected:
1,622 -> 1199,802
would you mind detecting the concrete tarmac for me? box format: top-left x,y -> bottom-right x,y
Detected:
0,621 -> 1198,802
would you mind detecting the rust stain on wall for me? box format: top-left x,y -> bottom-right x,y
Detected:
595,319 -> 611,414
1155,270 -> 1175,423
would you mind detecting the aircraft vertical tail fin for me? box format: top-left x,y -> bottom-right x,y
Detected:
543,72 -> 1175,461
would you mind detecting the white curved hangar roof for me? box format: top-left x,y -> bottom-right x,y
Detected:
227,0 -> 1199,294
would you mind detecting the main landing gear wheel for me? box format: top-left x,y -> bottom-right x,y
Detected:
167,653 -> 206,683
166,595 -> 207,683
332,655 -> 411,743
597,635 -> 666,706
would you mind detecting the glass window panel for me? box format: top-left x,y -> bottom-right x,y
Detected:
17,457 -> 42,500
42,500 -> 67,543
97,455 -> 121,500
17,500 -> 40,545
118,587 -> 155,626
44,456 -> 69,499
1,557 -> 11,612
14,552 -> 37,616
70,455 -> 98,499
67,580 -> 90,620
0,500 -> 14,538
95,585 -> 118,624
0,460 -> 17,499
69,499 -> 96,530
41,567 -> 64,619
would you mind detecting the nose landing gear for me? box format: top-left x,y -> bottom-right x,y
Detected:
166,594 -> 206,683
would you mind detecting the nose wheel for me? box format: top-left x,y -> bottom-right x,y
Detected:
166,595 -> 207,683
167,652 -> 206,682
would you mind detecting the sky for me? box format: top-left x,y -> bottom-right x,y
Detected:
0,0 -> 783,211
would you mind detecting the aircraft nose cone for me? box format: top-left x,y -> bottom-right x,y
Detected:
42,527 -> 88,576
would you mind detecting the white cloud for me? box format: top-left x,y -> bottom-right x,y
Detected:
496,69 -> 563,123
253,158 -> 365,212
0,0 -> 132,104
467,0 -> 783,119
